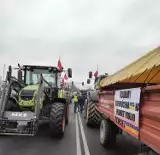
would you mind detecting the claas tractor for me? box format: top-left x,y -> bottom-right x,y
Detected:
0,64 -> 72,138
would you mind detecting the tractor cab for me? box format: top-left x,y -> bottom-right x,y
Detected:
94,74 -> 108,90
87,72 -> 109,90
18,65 -> 59,85
16,65 -> 60,111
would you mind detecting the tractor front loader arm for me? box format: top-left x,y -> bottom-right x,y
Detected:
35,74 -> 44,120
0,72 -> 25,118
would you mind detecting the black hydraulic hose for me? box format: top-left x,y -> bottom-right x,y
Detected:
10,76 -> 25,87
40,74 -> 52,88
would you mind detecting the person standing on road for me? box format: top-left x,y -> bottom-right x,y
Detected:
71,95 -> 74,104
79,94 -> 85,114
74,93 -> 79,113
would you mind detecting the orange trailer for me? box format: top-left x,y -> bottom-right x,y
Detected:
86,46 -> 160,154
98,85 -> 160,154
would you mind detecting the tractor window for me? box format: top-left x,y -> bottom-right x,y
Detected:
25,71 -> 40,85
42,73 -> 56,87
25,70 -> 31,85
32,73 -> 40,84
25,70 -> 56,87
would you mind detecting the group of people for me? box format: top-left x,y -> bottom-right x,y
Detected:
72,93 -> 85,114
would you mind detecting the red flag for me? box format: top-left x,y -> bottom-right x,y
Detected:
57,59 -> 63,70
94,70 -> 98,78
64,73 -> 68,80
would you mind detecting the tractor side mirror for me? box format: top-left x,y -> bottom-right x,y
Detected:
8,65 -> 12,77
68,68 -> 72,78
7,66 -> 12,81
87,79 -> 90,84
18,63 -> 21,68
89,71 -> 92,79
17,70 -> 22,81
82,82 -> 84,86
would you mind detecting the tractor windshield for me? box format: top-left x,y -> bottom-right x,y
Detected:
25,69 -> 57,87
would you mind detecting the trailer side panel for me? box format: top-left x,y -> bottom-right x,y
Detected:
140,86 -> 160,154
98,85 -> 160,154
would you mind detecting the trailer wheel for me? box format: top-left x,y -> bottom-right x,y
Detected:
50,102 -> 66,138
86,101 -> 101,127
100,119 -> 116,148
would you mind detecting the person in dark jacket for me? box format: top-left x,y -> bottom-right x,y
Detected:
79,94 -> 85,114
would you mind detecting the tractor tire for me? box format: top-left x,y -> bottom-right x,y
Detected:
65,103 -> 69,125
86,101 -> 102,127
100,119 -> 116,148
50,102 -> 66,138
84,99 -> 88,119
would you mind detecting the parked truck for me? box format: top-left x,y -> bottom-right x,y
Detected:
85,46 -> 160,155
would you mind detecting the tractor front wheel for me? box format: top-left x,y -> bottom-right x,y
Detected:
50,102 -> 66,138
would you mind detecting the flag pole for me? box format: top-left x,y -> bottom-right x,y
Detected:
58,56 -> 61,76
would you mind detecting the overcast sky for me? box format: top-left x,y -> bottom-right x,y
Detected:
0,0 -> 160,88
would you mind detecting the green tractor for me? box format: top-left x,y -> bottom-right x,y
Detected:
0,64 -> 72,138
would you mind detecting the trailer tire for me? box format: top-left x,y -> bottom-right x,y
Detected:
50,102 -> 66,138
100,119 -> 116,148
86,101 -> 101,127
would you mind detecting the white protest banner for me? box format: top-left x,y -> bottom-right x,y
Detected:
114,88 -> 141,138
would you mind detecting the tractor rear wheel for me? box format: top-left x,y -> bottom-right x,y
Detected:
86,101 -> 102,127
50,102 -> 66,138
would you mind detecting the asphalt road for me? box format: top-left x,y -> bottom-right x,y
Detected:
0,104 -> 141,155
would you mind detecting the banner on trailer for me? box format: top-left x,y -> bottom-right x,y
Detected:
114,88 -> 141,138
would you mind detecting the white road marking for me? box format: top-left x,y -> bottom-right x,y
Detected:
78,113 -> 91,155
76,114 -> 82,155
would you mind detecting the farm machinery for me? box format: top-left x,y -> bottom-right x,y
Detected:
0,64 -> 72,138
84,73 -> 108,126
84,46 -> 160,155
